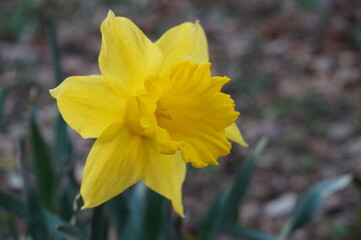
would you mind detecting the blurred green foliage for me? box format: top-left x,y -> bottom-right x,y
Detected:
298,0 -> 321,11
352,27 -> 361,50
0,87 -> 11,124
0,0 -> 39,40
0,122 -> 353,239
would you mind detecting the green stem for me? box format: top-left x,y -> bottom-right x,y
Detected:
45,13 -> 73,218
91,205 -> 104,240
45,15 -> 63,84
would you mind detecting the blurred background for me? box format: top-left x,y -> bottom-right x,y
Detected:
0,0 -> 360,239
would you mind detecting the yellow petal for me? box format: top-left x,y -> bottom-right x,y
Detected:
226,123 -> 248,147
156,21 -> 208,73
142,150 -> 186,217
81,123 -> 186,216
81,124 -> 143,208
155,61 -> 239,167
49,75 -> 126,138
99,11 -> 162,95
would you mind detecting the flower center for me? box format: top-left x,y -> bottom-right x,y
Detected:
155,107 -> 175,120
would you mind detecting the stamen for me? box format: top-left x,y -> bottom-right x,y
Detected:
155,108 -> 175,120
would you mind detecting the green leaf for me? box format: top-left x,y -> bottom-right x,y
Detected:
56,223 -> 89,240
52,116 -> 73,221
43,211 -> 76,239
91,205 -> 108,240
29,103 -> 54,210
5,213 -> 18,240
46,15 -> 63,85
199,189 -> 227,240
16,138 -> 50,240
279,174 -> 352,239
0,190 -> 74,239
351,27 -> 361,50
0,86 -> 11,124
120,183 -> 147,240
53,115 -> 72,170
105,194 -> 129,239
225,225 -> 276,240
0,191 -> 27,217
130,183 -> 146,237
299,0 -> 320,11
47,10 -> 75,223
199,138 -> 268,240
161,211 -> 180,240
224,137 -> 268,221
26,179 -> 50,240
144,189 -> 167,240
57,180 -> 79,221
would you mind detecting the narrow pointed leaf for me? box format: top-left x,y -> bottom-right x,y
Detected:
53,115 -> 72,171
144,189 -> 167,240
120,183 -> 147,240
16,138 -> 50,240
56,223 -> 89,240
30,103 -> 54,210
0,191 -> 27,217
0,191 -> 73,238
199,189 -> 227,240
200,138 -> 268,240
130,182 -> 146,236
5,213 -> 18,240
279,174 -> 352,239
44,211 -> 83,239
162,212 -> 181,240
91,205 -> 107,240
0,86 -> 11,123
225,225 -> 276,240
224,137 -> 268,221
105,194 -> 129,239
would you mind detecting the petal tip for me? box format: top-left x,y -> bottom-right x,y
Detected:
223,76 -> 231,83
80,201 -> 91,210
201,61 -> 211,69
49,88 -> 59,99
174,204 -> 185,218
236,136 -> 248,147
107,10 -> 115,18
194,20 -> 203,28
226,122 -> 248,147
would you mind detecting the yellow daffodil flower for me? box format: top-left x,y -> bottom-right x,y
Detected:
50,10 -> 247,217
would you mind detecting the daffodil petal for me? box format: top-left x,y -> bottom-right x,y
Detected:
156,21 -> 208,73
81,123 -> 186,216
99,11 -> 162,95
143,150 -> 186,217
226,123 -> 248,147
49,75 -> 126,138
81,124 -> 143,208
156,61 -> 239,167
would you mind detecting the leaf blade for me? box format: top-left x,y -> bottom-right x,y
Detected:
279,174 -> 352,239
199,138 -> 268,240
225,225 -> 276,240
0,191 -> 27,217
29,103 -> 54,210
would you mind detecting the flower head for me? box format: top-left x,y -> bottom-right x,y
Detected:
50,11 -> 247,216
